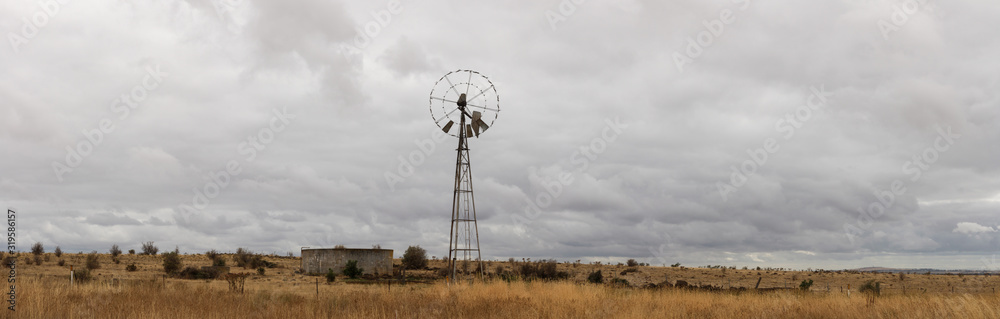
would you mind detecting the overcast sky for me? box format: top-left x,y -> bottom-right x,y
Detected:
2,0 -> 998,270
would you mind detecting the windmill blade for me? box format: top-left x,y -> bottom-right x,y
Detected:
475,119 -> 489,132
465,124 -> 473,137
442,120 -> 454,133
471,111 -> 483,136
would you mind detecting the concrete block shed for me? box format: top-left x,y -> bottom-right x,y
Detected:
301,248 -> 393,275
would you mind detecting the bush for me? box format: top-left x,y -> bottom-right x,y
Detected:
31,242 -> 44,255
235,248 -> 274,269
73,269 -> 92,282
54,246 -> 62,257
257,267 -> 266,276
178,266 -> 220,279
326,268 -> 336,283
214,257 -> 227,267
58,259 -> 65,266
142,241 -> 159,255
33,255 -> 42,265
799,279 -> 814,291
126,264 -> 138,272
110,244 -> 122,258
587,270 -> 603,284
859,280 -> 881,295
670,263 -> 681,267
626,259 -> 639,267
128,249 -> 135,255
611,278 -> 629,286
162,251 -> 182,275
402,246 -> 428,270
206,249 -> 220,261
85,251 -> 100,270
343,260 -> 363,279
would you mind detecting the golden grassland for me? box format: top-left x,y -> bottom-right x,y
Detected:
4,252 -> 1000,318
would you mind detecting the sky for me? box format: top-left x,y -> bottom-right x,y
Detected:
1,0 -> 998,270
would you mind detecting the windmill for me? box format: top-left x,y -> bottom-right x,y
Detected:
428,69 -> 499,280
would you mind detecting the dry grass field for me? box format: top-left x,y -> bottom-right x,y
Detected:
5,252 -> 1000,318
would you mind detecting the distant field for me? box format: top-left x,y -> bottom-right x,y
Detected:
7,253 -> 1000,318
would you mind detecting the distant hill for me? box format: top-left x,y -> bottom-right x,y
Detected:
854,267 -> 1000,275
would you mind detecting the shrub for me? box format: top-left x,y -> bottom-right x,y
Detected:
799,279 -> 814,291
620,267 -> 638,276
611,278 -> 629,286
162,251 -> 182,275
54,246 -> 62,257
326,268 -> 336,283
213,257 -> 227,267
178,266 -> 220,280
142,241 -> 159,255
113,256 -> 121,264
206,249 -> 220,261
343,260 -> 363,279
31,242 -> 44,255
58,259 -> 65,266
126,264 -> 138,272
73,269 -> 92,282
257,267 -> 266,276
587,270 -> 603,284
24,257 -> 32,266
402,246 -> 428,270
670,263 -> 681,267
128,249 -> 135,255
110,244 -> 122,258
85,251 -> 100,270
626,259 -> 639,267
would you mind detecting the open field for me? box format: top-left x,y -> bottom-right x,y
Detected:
6,253 -> 1000,318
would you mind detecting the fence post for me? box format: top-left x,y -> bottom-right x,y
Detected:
315,278 -> 318,298
70,265 -> 74,287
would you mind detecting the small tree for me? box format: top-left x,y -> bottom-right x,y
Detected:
343,260 -> 363,279
142,241 -> 159,255
325,268 -> 336,282
859,280 -> 881,305
205,249 -> 220,261
162,251 -> 182,275
587,270 -> 604,284
110,244 -> 122,258
85,251 -> 101,270
402,246 -> 428,270
31,242 -> 44,256
128,249 -> 135,255
799,279 -> 814,291
626,259 -> 639,267
54,246 -> 62,257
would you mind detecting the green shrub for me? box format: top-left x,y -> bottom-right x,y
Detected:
257,267 -> 266,276
343,260 -> 363,279
31,242 -> 44,255
587,270 -> 603,284
126,263 -> 138,272
110,244 -> 122,258
54,246 -> 62,257
626,259 -> 639,267
402,246 -> 428,270
325,268 -> 336,283
799,279 -> 814,291
162,251 -> 182,275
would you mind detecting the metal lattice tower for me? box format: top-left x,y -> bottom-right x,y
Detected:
428,70 -> 499,281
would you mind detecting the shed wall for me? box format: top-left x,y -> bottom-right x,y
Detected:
301,249 -> 393,275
